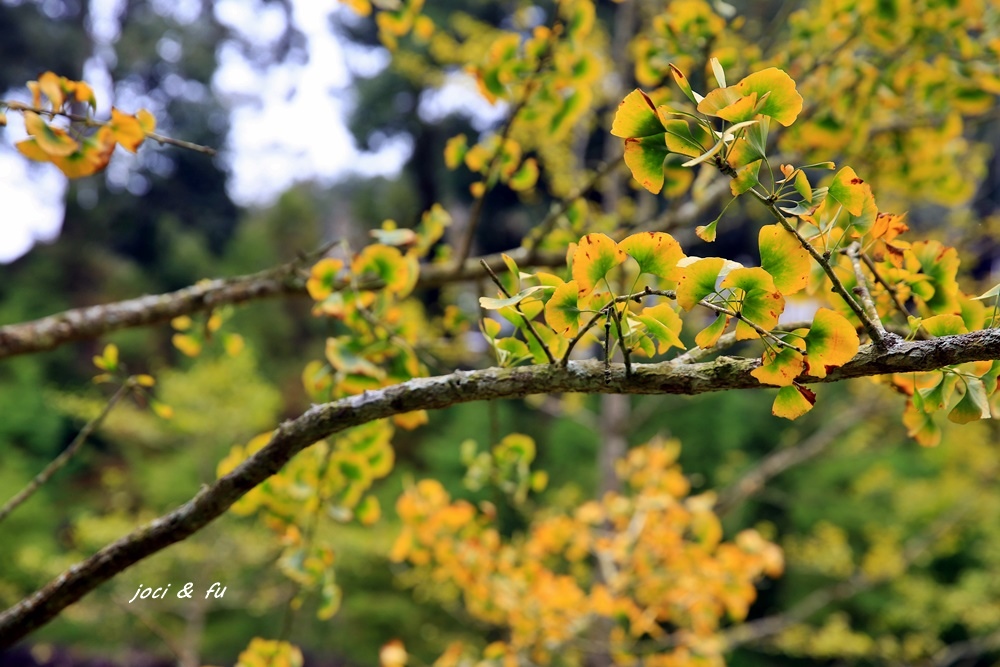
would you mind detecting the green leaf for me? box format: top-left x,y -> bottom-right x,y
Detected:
948,377 -> 991,424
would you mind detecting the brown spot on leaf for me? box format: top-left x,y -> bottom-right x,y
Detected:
850,177 -> 864,184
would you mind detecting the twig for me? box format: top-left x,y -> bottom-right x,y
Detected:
2,101 -> 217,155
747,189 -> 887,347
452,29 -> 556,270
860,252 -> 927,339
930,628 -> 1000,667
0,380 -> 132,524
847,241 -> 890,348
698,301 -> 803,354
0,244 -> 567,361
480,260 -> 556,364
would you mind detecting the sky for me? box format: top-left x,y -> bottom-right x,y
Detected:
0,0 -> 504,263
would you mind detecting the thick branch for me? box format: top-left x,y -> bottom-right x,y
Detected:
1,329 -> 999,644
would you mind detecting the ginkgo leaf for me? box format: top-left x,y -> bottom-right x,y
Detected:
676,257 -> 725,310
444,133 -> 467,169
136,108 -> 156,133
917,374 -> 957,413
352,244 -> 412,294
972,282 -> 1000,301
843,188 -> 878,237
479,285 -> 550,310
710,57 -> 727,88
752,340 -> 806,386
624,134 -> 669,193
736,290 -> 785,340
772,384 -> 816,420
108,108 -> 145,153
804,308 -> 860,378
572,233 -> 626,296
921,314 -> 967,337
903,399 -> 941,446
697,85 -> 745,117
610,89 -> 664,138
759,224 -> 810,295
618,232 -> 685,281
634,303 -> 684,353
669,63 -> 702,104
544,280 -> 582,336
23,111 -> 78,157
695,312 -> 730,348
720,267 -> 776,294
306,258 -> 344,301
509,158 -> 539,191
948,377 -> 991,424
828,166 -> 868,216
794,170 -> 812,201
735,68 -> 803,127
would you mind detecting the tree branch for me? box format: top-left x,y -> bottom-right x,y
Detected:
0,246 -> 566,361
0,380 -> 132,524
2,328 -> 1000,645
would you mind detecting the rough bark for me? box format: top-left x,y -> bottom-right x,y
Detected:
1,328 -> 999,645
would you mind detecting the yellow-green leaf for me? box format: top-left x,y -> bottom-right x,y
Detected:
921,314 -> 967,337
695,312 -> 730,348
610,89 -> 664,138
618,231 -> 684,282
544,280 -> 582,336
623,134 -> 669,194
735,67 -> 803,127
752,342 -> 806,387
634,303 -> 684,353
669,64 -> 702,104
572,233 -> 626,296
772,384 -> 816,420
676,257 -> 725,310
948,377 -> 991,424
804,308 -> 860,378
759,224 -> 810,295
23,111 -> 79,157
828,166 -> 868,216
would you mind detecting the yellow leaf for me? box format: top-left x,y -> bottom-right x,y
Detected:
572,233 -> 626,297
135,108 -> 156,133
108,108 -> 145,153
23,111 -> 79,157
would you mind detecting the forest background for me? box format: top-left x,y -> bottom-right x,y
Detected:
3,0 -> 1000,666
